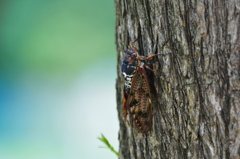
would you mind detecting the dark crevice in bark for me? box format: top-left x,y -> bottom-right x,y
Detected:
145,136 -> 150,158
145,0 -> 154,43
131,132 -> 138,158
140,141 -> 145,159
137,23 -> 144,55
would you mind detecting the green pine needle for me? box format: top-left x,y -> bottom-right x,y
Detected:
98,134 -> 119,157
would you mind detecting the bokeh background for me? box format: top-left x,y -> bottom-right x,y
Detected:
0,0 -> 118,159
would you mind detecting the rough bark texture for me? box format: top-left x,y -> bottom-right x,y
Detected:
115,0 -> 240,159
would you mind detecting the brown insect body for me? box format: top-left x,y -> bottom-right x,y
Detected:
122,40 -> 156,134
125,66 -> 153,134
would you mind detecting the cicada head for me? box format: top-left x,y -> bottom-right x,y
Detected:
124,48 -> 138,64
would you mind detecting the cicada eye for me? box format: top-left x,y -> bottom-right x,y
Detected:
132,53 -> 137,57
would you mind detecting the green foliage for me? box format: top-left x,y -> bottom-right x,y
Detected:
98,134 -> 119,157
0,0 -> 115,75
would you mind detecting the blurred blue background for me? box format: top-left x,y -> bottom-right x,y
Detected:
0,0 -> 118,159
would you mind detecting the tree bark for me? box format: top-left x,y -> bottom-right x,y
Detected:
115,0 -> 240,158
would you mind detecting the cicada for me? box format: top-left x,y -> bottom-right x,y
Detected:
121,40 -> 162,134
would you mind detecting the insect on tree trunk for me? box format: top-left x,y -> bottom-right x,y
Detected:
115,0 -> 240,158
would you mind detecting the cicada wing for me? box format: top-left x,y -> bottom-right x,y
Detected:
126,68 -> 153,134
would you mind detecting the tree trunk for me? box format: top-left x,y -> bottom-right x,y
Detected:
115,0 -> 240,158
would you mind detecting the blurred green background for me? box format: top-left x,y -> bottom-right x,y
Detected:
0,0 -> 118,159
